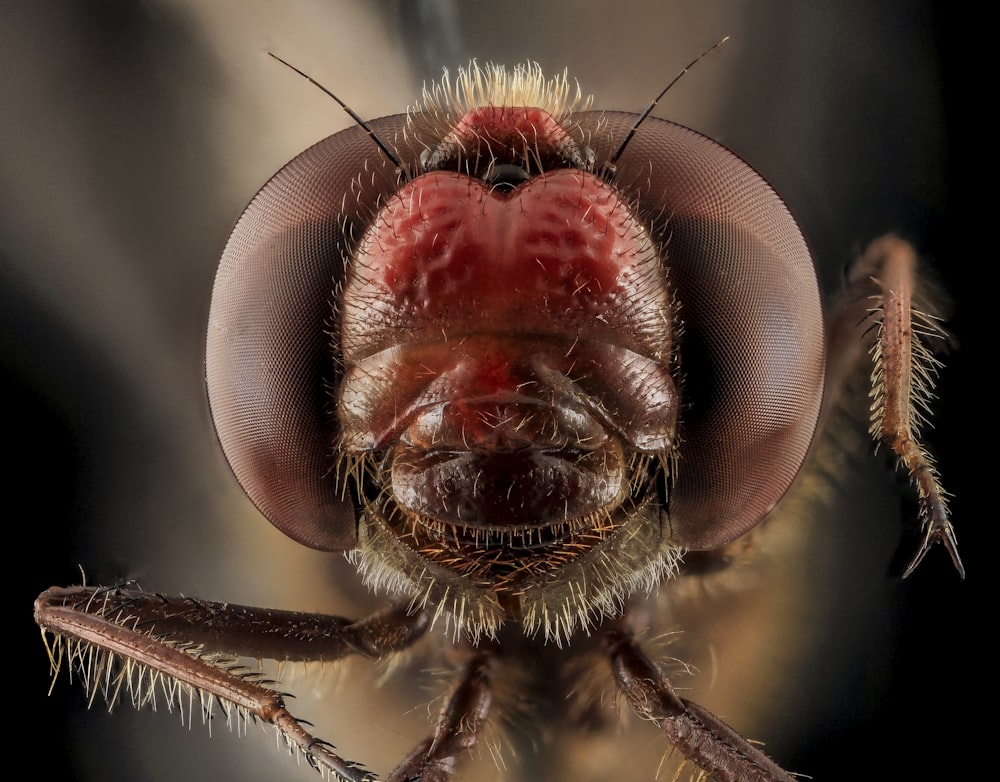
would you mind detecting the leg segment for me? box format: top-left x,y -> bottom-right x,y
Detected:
605,627 -> 796,782
837,236 -> 963,577
35,585 -> 430,782
387,649 -> 493,782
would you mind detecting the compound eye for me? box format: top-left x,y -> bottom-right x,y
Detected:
206,115 -> 412,552
602,112 -> 825,549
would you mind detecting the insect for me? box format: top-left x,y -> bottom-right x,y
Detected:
34,57 -> 962,782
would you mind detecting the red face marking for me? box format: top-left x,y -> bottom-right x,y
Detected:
344,169 -> 671,360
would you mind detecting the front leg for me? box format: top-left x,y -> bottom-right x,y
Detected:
35,585 -> 430,782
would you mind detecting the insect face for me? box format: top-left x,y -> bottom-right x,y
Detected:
33,56 -> 959,782
207,63 -> 824,647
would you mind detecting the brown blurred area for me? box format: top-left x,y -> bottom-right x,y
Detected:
5,1 -> 974,780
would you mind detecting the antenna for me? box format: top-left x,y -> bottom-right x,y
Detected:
607,36 -> 730,170
267,52 -> 403,169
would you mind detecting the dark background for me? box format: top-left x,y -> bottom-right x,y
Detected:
4,1 -> 976,780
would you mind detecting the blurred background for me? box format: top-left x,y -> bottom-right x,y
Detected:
4,1 -> 974,779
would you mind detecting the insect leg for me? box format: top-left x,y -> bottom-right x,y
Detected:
387,648 -> 492,782
604,627 -> 797,782
833,236 -> 963,577
35,585 -> 430,782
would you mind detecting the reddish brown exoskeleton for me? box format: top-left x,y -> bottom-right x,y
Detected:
34,61 -> 961,782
